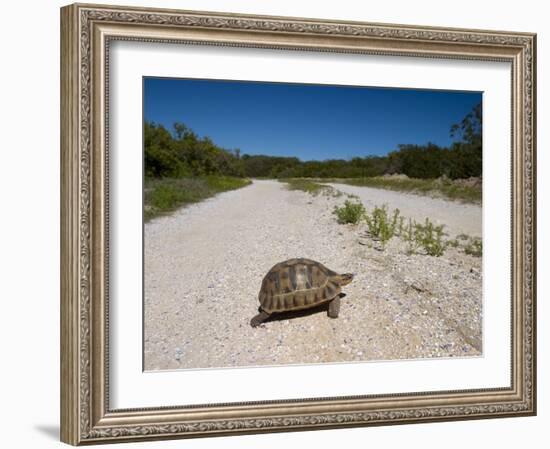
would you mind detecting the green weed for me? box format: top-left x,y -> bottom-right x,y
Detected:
414,218 -> 447,256
464,237 -> 483,257
400,217 -> 447,256
333,200 -> 366,224
447,238 -> 460,248
282,178 -> 328,195
402,218 -> 421,255
364,205 -> 402,246
144,176 -> 251,221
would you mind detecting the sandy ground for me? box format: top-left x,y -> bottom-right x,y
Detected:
144,180 -> 482,371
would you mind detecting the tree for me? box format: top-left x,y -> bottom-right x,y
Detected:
448,102 -> 482,178
144,121 -> 245,178
144,122 -> 188,177
450,102 -> 482,148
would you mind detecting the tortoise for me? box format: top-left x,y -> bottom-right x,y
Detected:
250,258 -> 354,327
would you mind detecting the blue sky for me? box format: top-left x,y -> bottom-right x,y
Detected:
144,77 -> 481,161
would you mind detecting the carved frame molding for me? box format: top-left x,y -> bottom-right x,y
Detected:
61,3 -> 536,445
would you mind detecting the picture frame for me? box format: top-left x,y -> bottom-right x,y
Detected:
60,2 -> 537,445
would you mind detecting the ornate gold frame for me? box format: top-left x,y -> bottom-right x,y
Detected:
60,3 -> 536,445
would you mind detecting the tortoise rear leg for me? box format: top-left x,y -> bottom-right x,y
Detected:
250,310 -> 271,327
328,296 -> 341,318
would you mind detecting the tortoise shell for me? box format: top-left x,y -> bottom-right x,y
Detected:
258,258 -> 342,313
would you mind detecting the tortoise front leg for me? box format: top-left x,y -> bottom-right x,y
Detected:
328,296 -> 341,318
250,310 -> 271,327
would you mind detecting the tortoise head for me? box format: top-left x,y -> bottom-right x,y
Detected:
334,273 -> 354,286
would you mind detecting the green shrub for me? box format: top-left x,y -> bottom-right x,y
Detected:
464,237 -> 483,257
144,176 -> 250,221
447,238 -> 460,248
395,213 -> 406,237
402,218 -> 421,255
364,205 -> 402,246
149,184 -> 184,210
333,200 -> 366,224
401,217 -> 447,256
414,218 -> 446,257
144,121 -> 245,178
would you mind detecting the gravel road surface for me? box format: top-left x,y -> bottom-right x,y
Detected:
144,180 -> 482,371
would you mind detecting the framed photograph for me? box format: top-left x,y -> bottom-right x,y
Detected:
60,3 -> 537,445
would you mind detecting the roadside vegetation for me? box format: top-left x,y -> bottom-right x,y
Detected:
327,176 -> 481,204
145,121 -> 246,178
464,237 -> 483,257
364,205 -> 403,246
281,175 -> 480,204
144,121 -> 252,220
333,200 -> 366,224
332,201 -> 481,257
282,178 -> 333,196
403,218 -> 447,257
145,176 -> 251,221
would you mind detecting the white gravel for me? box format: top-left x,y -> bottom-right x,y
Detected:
144,180 -> 482,371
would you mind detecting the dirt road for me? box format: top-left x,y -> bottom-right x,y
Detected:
144,180 -> 482,371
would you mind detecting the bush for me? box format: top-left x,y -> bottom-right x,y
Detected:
414,218 -> 446,256
464,237 -> 483,257
447,238 -> 460,248
149,184 -> 184,210
364,205 -> 402,246
401,217 -> 446,256
333,200 -> 366,224
402,218 -> 421,255
144,121 -> 245,178
355,203 -> 479,258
